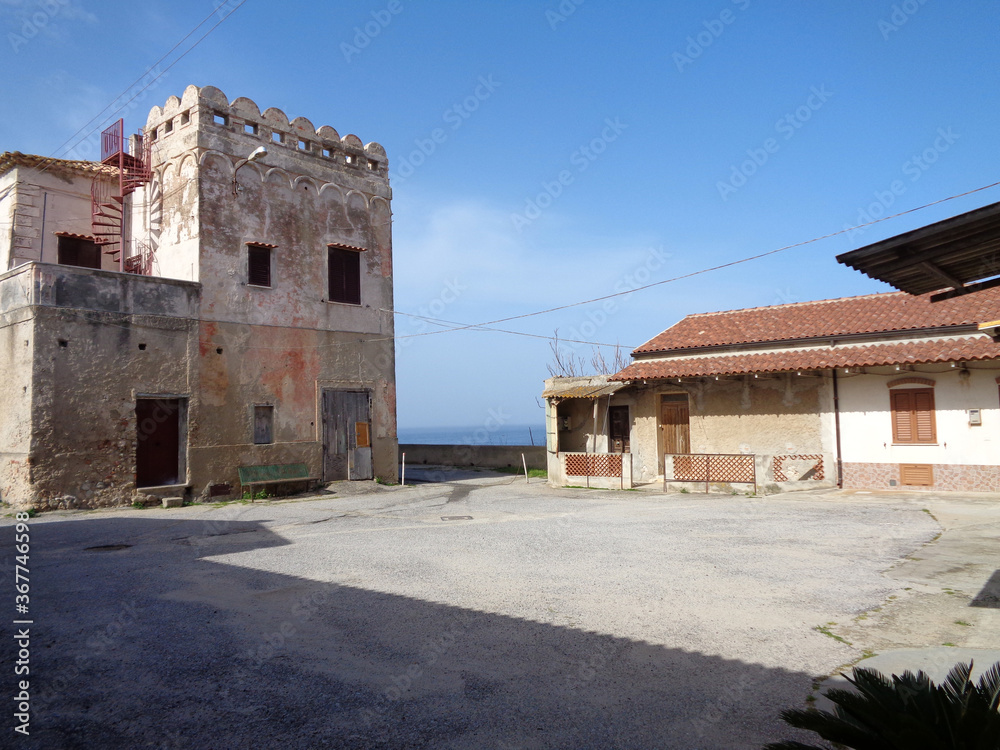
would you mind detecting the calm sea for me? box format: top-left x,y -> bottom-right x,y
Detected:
398,424 -> 545,447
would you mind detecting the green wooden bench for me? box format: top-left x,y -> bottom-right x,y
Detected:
237,463 -> 319,499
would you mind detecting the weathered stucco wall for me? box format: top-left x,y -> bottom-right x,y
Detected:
1,164 -> 118,271
629,377 -> 834,489
545,375 -> 836,492
4,87 -> 398,508
144,85 -> 398,486
0,267 -> 35,503
22,264 -> 200,507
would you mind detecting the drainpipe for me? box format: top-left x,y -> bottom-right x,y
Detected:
833,369 -> 843,488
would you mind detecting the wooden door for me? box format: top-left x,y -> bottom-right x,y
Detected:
322,390 -> 372,481
609,405 -> 630,453
136,398 -> 181,487
660,399 -> 690,456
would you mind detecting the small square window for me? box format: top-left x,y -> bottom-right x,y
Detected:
57,235 -> 101,269
298,140 -> 309,152
345,154 -> 355,165
247,245 -> 272,288
328,245 -> 361,305
213,112 -> 228,126
180,111 -> 190,126
322,147 -> 334,158
368,160 -> 378,171
253,405 -> 274,445
164,120 -> 173,134
244,122 -> 258,135
272,131 -> 283,144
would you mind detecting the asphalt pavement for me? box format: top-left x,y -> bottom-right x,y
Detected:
1,473 -> 996,749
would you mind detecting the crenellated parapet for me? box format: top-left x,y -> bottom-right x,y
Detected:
145,85 -> 388,181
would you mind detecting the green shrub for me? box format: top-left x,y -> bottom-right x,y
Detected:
766,660 -> 1000,750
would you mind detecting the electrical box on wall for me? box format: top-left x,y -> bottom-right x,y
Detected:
968,408 -> 982,426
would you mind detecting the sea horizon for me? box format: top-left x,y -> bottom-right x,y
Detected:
398,423 -> 545,447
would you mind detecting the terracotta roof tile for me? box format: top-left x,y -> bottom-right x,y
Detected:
0,151 -> 117,178
612,337 -> 1000,380
633,287 -> 1000,355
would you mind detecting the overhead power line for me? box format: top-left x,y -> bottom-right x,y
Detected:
384,179 -> 1000,341
50,0 -> 249,160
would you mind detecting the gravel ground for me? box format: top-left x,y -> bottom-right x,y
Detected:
0,475 -> 945,749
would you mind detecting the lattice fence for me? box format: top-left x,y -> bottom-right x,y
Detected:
772,454 -> 825,482
564,453 -> 623,478
665,454 -> 757,494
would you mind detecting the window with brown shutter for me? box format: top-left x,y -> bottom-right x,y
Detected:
247,245 -> 272,287
890,388 -> 936,444
328,246 -> 361,305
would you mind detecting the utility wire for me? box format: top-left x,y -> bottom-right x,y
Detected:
380,179 -> 1000,340
392,309 -> 632,348
49,1 -> 248,161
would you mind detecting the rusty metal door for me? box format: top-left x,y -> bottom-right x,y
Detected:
660,398 -> 690,458
609,405 -> 630,453
322,390 -> 373,481
136,398 -> 181,487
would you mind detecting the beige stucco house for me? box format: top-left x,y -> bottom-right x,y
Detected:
545,288 -> 1000,493
0,85 -> 397,509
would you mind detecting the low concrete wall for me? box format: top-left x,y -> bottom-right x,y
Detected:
399,445 -> 546,471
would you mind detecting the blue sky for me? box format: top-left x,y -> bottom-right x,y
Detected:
3,0 -> 999,429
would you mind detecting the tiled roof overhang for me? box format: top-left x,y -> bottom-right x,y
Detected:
0,151 -> 117,178
836,201 -> 1000,298
611,337 -> 1000,381
541,382 -> 627,399
633,286 -> 1000,355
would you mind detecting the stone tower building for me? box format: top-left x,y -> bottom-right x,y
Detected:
0,85 -> 397,508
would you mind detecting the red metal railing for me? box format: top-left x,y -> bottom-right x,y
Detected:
91,119 -> 154,273
101,120 -> 124,163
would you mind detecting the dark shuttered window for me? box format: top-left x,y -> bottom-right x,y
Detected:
247,245 -> 272,287
891,388 -> 936,444
328,246 -> 361,305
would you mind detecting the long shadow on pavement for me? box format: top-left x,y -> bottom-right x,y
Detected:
3,515 -> 815,749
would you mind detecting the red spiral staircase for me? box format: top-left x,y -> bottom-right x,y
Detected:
91,119 -> 154,274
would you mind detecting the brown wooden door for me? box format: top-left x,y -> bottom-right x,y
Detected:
660,400 -> 690,455
136,398 -> 181,487
609,405 -> 630,453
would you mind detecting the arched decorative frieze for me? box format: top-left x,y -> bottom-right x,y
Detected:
292,175 -> 320,193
